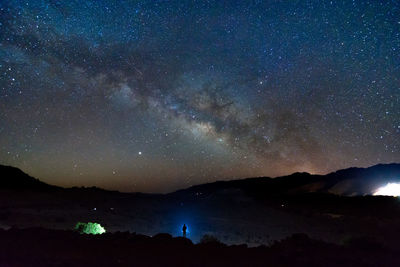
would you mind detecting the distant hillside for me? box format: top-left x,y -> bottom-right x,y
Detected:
0,165 -> 58,191
303,163 -> 400,196
173,163 -> 400,198
1,163 -> 400,196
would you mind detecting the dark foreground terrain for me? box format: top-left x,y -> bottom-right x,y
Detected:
2,163 -> 400,266
0,227 -> 399,267
1,163 -> 400,246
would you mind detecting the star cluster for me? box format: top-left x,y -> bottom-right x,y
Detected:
0,0 -> 399,192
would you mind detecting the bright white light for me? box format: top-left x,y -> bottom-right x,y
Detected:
373,183 -> 400,197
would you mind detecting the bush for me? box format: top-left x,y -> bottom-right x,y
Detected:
342,235 -> 384,251
200,234 -> 221,244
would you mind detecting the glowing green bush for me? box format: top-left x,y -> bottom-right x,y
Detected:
75,222 -> 106,235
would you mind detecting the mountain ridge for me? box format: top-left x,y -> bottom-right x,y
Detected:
1,163 -> 400,196
0,164 -> 59,191
172,163 -> 400,197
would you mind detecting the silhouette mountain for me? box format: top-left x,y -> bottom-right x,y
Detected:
0,165 -> 58,191
0,163 -> 399,196
173,163 -> 400,198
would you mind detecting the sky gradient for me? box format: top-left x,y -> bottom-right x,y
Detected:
0,0 -> 399,193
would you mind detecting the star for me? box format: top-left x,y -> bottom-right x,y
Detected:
0,0 -> 398,193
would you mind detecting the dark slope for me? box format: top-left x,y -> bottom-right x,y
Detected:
1,163 -> 399,196
173,163 -> 400,198
321,163 -> 400,195
0,165 -> 59,191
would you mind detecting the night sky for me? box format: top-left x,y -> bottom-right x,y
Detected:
0,0 -> 399,193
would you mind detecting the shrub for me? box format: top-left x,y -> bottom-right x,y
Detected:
200,234 -> 221,244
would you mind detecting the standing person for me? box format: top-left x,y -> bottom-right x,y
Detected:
182,224 -> 187,237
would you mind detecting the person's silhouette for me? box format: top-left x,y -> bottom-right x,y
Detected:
182,224 -> 187,237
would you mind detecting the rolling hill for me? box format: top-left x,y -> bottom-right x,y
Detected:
173,163 -> 400,198
1,163 -> 400,196
0,165 -> 59,191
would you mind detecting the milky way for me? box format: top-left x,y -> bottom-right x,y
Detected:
0,0 -> 399,192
